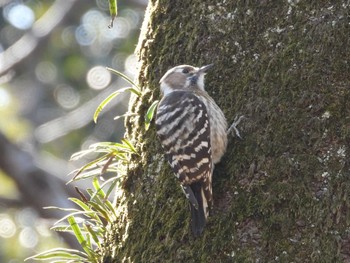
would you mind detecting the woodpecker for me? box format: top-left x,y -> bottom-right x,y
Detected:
155,64 -> 228,236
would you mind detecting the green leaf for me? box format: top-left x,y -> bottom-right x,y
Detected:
92,177 -> 106,199
106,67 -> 141,92
91,178 -> 116,217
70,148 -> 96,161
145,100 -> 159,130
84,224 -> 101,247
50,225 -> 73,232
67,216 -> 94,259
25,248 -> 87,261
114,112 -> 138,120
108,0 -> 117,28
52,211 -> 95,226
93,88 -> 126,123
121,138 -> 138,155
72,153 -> 111,181
88,201 -> 111,223
44,206 -> 80,213
68,169 -> 102,184
69,198 -> 91,212
87,140 -> 137,156
68,198 -> 105,225
100,176 -> 119,199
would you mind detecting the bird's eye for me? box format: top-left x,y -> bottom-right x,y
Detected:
182,68 -> 190,74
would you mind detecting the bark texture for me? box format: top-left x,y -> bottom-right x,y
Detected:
102,1 -> 350,262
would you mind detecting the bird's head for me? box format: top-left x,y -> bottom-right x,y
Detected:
159,64 -> 213,96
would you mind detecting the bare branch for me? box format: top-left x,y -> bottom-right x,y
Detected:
34,79 -> 130,143
0,0 -> 77,75
0,132 -> 80,249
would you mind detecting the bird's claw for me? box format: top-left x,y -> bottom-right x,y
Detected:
227,115 -> 245,139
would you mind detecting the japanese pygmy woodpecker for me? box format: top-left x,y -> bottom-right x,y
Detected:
155,64 -> 228,236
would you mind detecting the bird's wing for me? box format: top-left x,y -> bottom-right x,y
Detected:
156,91 -> 213,234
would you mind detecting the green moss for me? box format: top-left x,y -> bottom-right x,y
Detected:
101,0 -> 350,262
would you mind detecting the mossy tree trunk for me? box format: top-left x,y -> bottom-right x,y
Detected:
102,1 -> 350,262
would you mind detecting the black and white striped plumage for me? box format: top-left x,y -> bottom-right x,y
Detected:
156,64 -> 227,236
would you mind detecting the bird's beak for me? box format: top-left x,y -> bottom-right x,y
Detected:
198,64 -> 214,73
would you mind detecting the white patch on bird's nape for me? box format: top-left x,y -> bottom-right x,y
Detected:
197,74 -> 205,91
159,67 -> 177,96
160,82 -> 174,96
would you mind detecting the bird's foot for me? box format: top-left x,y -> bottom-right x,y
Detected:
227,115 -> 245,139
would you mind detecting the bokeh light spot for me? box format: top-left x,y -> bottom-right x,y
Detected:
4,4 -> 35,30
61,26 -> 76,47
75,24 -> 97,46
16,208 -> 36,227
86,66 -> 111,90
125,54 -> 138,77
111,53 -> 127,71
35,61 -> 57,84
122,9 -> 141,29
36,222 -> 52,237
0,215 -> 16,238
0,88 -> 11,108
19,227 -> 38,248
95,0 -> 109,11
105,17 -> 130,39
82,9 -> 105,28
81,136 -> 99,151
54,84 -> 80,109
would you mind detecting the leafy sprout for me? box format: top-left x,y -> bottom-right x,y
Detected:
93,67 -> 141,123
28,66 -> 159,262
26,179 -> 117,263
145,100 -> 159,131
93,67 -> 158,130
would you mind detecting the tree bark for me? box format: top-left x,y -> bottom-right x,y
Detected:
102,1 -> 350,262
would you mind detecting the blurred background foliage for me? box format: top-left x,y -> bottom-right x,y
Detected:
0,0 -> 147,261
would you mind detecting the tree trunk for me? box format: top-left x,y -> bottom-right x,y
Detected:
101,1 -> 350,262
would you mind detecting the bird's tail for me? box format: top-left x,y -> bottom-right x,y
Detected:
182,180 -> 212,237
